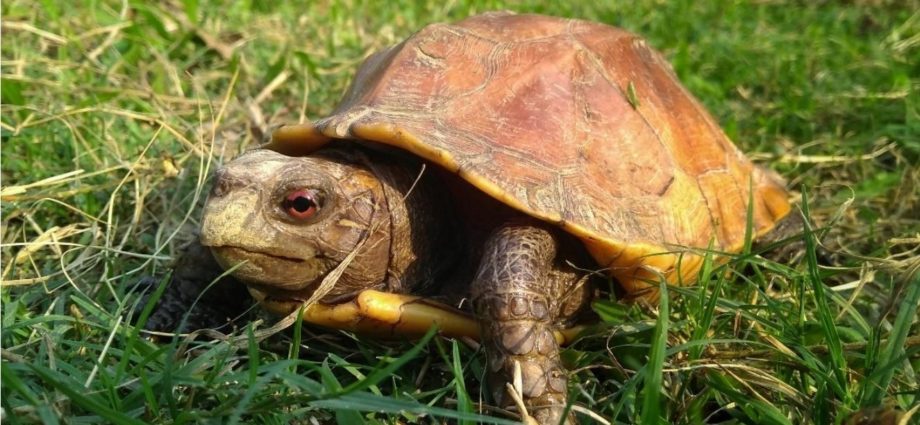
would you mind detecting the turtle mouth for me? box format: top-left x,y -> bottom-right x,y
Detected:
208,245 -> 331,292
215,245 -> 306,264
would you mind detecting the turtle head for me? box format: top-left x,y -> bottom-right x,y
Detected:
200,148 -> 391,305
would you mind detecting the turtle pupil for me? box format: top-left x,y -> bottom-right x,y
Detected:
292,196 -> 312,212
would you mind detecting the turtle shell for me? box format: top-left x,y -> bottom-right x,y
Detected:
277,12 -> 792,298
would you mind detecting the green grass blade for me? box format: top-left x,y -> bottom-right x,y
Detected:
247,323 -> 259,385
289,304 -> 305,371
451,340 -> 474,425
327,353 -> 383,396
863,270 -> 920,406
1,362 -> 41,406
690,243 -> 721,361
800,189 -> 850,404
311,391 -> 520,425
227,360 -> 311,424
708,373 -> 792,425
227,325 -> 264,425
116,275 -> 170,385
334,325 -> 437,396
317,360 -> 365,425
25,363 -> 147,425
639,276 -> 669,425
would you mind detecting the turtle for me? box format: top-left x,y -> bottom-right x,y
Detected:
145,12 -> 795,424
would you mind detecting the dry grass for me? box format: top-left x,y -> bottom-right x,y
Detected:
2,1 -> 918,423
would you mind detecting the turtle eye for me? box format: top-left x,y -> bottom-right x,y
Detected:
282,190 -> 320,220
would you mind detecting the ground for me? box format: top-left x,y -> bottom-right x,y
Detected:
1,1 -> 918,424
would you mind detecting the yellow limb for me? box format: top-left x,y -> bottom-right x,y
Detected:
304,290 -> 480,340
253,289 -> 583,345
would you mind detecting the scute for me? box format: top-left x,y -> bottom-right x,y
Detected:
309,12 -> 792,298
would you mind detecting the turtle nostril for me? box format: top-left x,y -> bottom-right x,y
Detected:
210,170 -> 242,198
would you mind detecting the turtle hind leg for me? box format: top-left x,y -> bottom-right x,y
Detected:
471,223 -> 591,424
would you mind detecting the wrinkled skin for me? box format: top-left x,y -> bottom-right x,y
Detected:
147,146 -> 596,422
200,147 -> 468,303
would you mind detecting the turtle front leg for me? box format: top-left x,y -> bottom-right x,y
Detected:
471,224 -> 590,424
141,238 -> 252,334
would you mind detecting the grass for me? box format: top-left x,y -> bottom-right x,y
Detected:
2,0 -> 919,423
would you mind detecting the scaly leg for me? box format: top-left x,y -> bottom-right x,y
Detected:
471,224 -> 590,424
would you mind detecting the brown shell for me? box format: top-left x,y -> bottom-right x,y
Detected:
279,12 -> 792,297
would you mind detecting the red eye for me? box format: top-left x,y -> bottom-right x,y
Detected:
282,190 -> 319,220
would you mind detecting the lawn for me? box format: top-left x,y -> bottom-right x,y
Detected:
2,1 -> 918,424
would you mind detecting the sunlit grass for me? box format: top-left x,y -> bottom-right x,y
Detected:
2,1 -> 918,423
